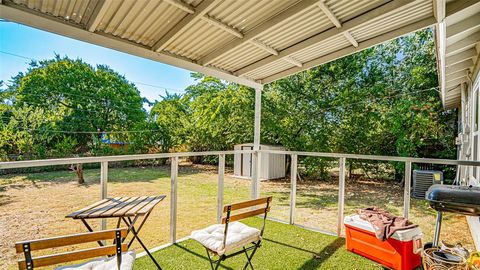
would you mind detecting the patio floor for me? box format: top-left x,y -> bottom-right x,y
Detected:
134,218 -> 385,269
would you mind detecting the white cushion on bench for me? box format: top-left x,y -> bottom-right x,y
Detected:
190,222 -> 261,255
55,251 -> 136,270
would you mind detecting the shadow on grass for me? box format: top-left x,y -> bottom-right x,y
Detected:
264,237 -> 344,269
264,190 -> 339,210
174,243 -> 235,270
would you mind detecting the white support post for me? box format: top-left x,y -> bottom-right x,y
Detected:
403,161 -> 412,219
100,161 -> 108,232
170,156 -> 179,243
252,85 -> 263,199
253,86 -> 262,149
217,154 -> 225,224
337,157 -> 346,237
251,152 -> 261,199
289,154 -> 298,225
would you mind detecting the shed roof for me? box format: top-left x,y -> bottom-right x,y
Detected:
0,0 -> 438,89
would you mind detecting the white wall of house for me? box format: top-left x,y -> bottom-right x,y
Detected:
462,70 -> 480,250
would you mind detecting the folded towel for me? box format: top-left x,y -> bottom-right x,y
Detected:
358,207 -> 418,241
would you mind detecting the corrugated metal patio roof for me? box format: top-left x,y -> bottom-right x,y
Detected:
437,0 -> 480,109
0,0 -> 476,99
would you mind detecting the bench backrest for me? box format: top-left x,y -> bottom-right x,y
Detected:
15,228 -> 128,270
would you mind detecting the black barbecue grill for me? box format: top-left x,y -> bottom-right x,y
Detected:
426,184 -> 480,246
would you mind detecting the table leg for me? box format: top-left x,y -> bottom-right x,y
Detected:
121,214 -> 161,270
121,215 -> 139,241
81,219 -> 104,247
116,217 -> 122,228
128,213 -> 151,244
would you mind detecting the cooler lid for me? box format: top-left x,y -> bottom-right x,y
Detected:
344,214 -> 422,241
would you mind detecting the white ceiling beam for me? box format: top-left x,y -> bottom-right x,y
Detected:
446,13 -> 480,39
152,0 -> 221,52
199,0 -> 322,66
446,48 -> 477,66
446,76 -> 467,89
446,69 -> 469,82
283,56 -> 303,67
446,0 -> 480,17
447,30 -> 480,56
163,0 -> 195,14
433,0 -> 445,22
317,0 -> 341,28
235,0 -> 418,76
317,0 -> 358,48
260,17 -> 435,83
446,59 -> 474,74
0,2 -> 262,89
86,0 -> 111,32
200,15 -> 243,38
343,32 -> 359,47
249,39 -> 279,55
433,0 -> 446,107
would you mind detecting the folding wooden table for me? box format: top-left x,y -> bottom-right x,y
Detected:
66,195 -> 166,270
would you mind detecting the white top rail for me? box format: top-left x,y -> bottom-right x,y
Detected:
0,150 -> 254,169
1,149 -> 479,169
259,150 -> 480,166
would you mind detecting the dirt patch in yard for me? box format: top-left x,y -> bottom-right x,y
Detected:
0,165 -> 475,268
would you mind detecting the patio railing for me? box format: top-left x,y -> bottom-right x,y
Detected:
1,149 -> 480,249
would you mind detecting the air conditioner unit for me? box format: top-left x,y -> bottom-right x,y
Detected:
412,170 -> 443,199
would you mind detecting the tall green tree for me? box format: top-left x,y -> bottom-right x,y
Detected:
262,29 -> 456,179
182,74 -> 254,153
149,92 -> 189,153
1,56 -> 148,182
8,56 -> 146,149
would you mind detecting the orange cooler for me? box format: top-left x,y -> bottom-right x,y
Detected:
344,215 -> 423,270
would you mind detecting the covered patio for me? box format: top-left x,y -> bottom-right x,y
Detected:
1,0 -> 480,269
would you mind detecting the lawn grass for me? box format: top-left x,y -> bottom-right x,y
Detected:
134,218 -> 384,270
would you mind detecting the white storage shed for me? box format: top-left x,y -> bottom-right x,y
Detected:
234,144 -> 286,180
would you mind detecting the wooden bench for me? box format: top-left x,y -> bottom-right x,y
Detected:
15,228 -> 128,270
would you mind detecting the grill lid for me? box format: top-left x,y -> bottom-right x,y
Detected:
426,184 -> 480,216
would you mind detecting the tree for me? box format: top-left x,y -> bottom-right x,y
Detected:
2,56 -> 148,183
262,28 -> 456,180
150,93 -> 189,153
9,56 -> 146,147
183,75 -> 254,156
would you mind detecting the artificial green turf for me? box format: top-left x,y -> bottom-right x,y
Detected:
134,218 -> 383,269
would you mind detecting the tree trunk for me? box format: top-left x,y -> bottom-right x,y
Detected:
76,163 -> 84,184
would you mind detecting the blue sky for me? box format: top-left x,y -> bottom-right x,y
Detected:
0,21 -> 196,106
